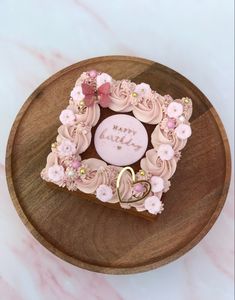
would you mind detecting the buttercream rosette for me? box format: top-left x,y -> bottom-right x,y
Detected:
109,80 -> 134,112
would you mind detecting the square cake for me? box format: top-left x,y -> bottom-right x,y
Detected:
41,70 -> 193,219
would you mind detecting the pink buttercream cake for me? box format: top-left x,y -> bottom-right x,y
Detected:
41,70 -> 193,216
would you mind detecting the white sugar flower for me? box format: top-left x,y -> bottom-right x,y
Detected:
57,139 -> 77,157
157,144 -> 175,161
134,83 -> 151,97
175,124 -> 192,139
96,73 -> 112,88
59,109 -> 76,125
167,101 -> 183,118
150,176 -> 164,193
96,184 -> 113,202
48,165 -> 65,182
144,196 -> 164,214
70,85 -> 84,102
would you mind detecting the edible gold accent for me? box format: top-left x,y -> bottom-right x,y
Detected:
51,142 -> 57,149
182,97 -> 190,104
116,166 -> 151,203
79,167 -> 86,175
132,92 -> 138,97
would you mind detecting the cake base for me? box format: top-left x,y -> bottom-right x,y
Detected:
46,182 -> 158,221
6,56 -> 231,274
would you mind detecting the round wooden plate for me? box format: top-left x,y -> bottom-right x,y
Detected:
6,56 -> 231,274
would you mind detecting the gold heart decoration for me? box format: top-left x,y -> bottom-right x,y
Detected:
116,166 -> 151,203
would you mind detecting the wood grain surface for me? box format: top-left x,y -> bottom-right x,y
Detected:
5,56 -> 231,274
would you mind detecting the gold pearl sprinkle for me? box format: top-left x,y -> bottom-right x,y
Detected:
132,92 -> 138,97
140,170 -> 145,176
79,167 -> 86,175
183,97 -> 190,104
79,100 -> 85,107
51,142 -> 57,149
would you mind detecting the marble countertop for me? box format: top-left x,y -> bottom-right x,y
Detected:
0,0 -> 234,299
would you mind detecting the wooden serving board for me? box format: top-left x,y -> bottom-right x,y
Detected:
6,56 -> 231,274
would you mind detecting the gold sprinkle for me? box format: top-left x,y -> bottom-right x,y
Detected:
79,100 -> 85,107
79,167 -> 86,175
140,170 -> 145,176
132,92 -> 138,97
183,97 -> 190,104
51,142 -> 57,149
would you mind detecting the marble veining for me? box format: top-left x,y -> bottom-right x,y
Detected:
0,0 -> 233,299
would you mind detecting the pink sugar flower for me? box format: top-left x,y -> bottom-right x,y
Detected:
71,159 -> 81,169
57,139 -> 77,157
167,118 -> 177,129
134,183 -> 144,193
144,196 -> 164,214
48,165 -> 65,182
150,176 -> 164,192
88,70 -> 98,78
96,184 -> 113,202
175,124 -> 192,139
157,144 -> 175,161
59,109 -> 76,125
167,101 -> 183,118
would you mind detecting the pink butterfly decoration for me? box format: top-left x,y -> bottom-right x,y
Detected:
81,82 -> 111,108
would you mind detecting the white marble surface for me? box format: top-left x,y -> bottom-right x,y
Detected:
0,0 -> 234,299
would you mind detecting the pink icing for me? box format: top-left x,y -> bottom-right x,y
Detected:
151,124 -> 187,152
132,92 -> 164,124
140,149 -> 177,180
109,80 -> 134,112
66,102 -> 100,128
57,124 -> 92,154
